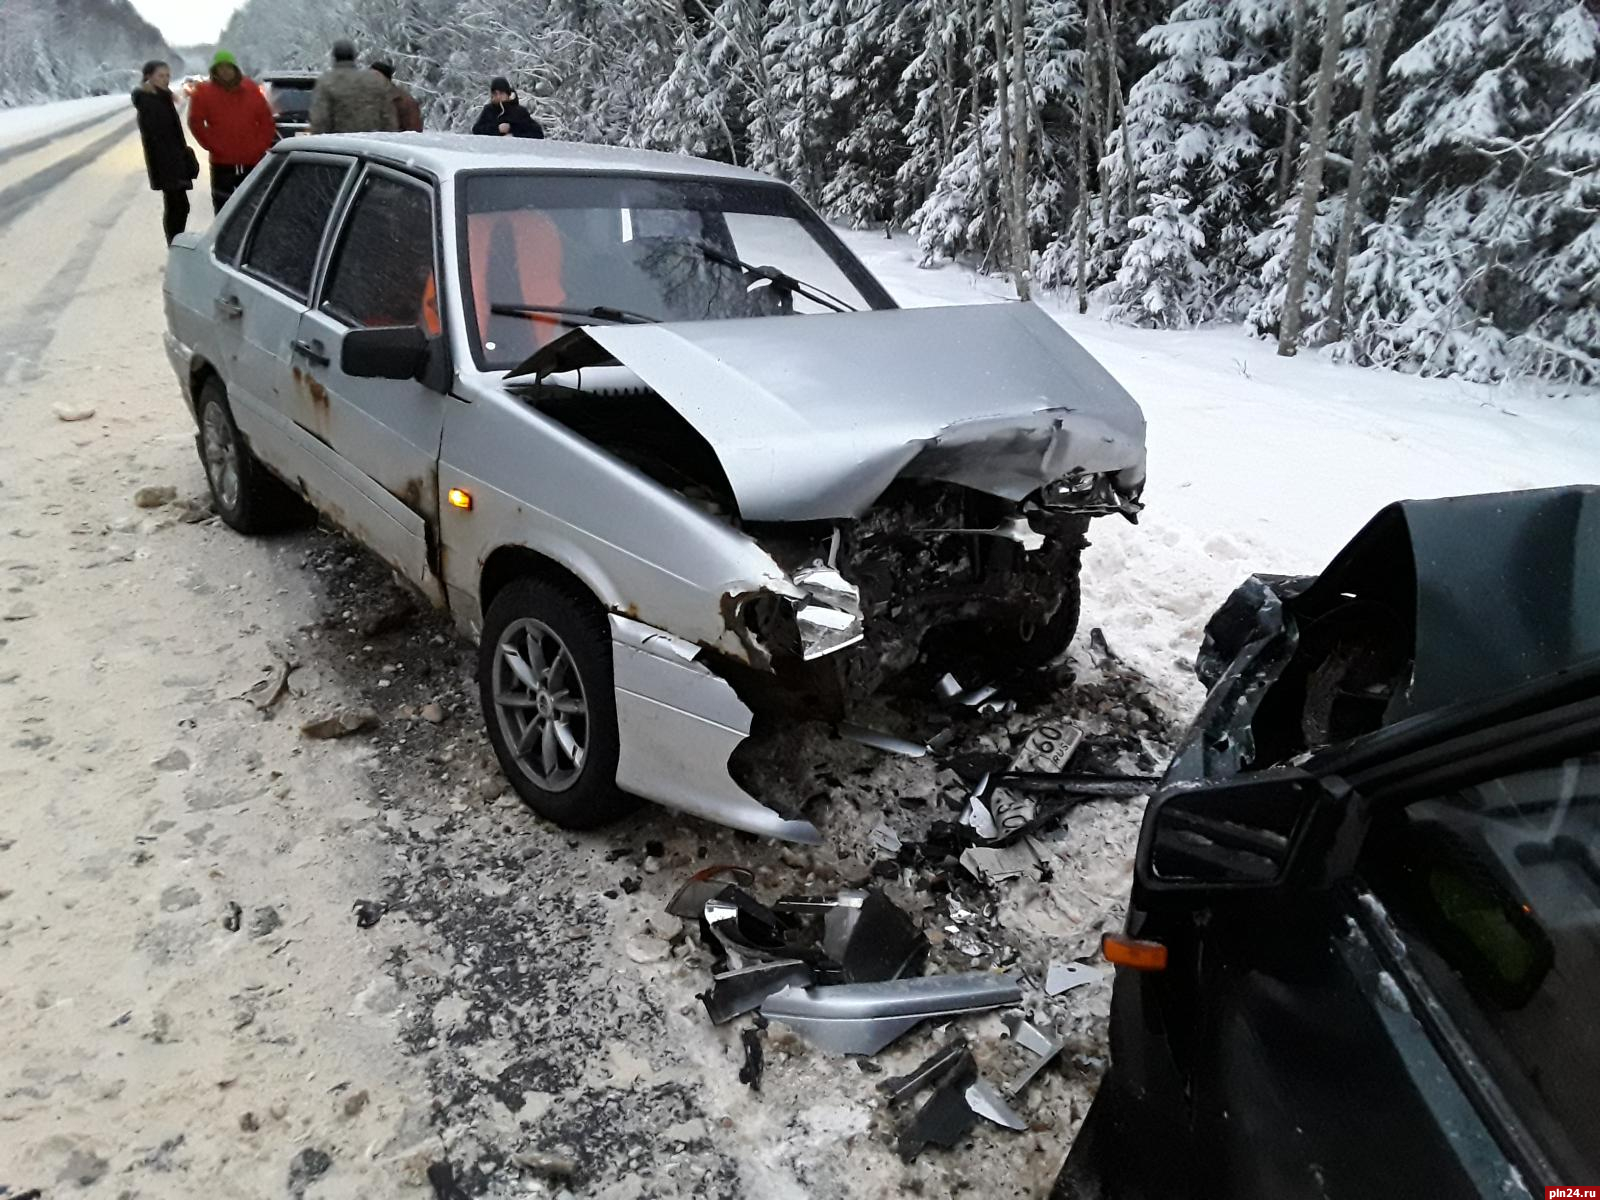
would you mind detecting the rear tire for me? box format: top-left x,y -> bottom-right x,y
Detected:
196,376 -> 305,534
478,576 -> 635,830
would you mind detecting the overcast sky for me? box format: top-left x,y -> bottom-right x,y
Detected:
132,0 -> 247,46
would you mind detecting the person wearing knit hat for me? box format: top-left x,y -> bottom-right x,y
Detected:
309,38 -> 398,134
187,49 -> 275,213
470,76 -> 543,139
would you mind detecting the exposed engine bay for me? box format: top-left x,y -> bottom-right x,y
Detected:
521,377 -> 1122,718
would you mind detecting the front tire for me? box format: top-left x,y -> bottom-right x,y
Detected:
996,548 -> 1082,671
478,577 -> 634,830
196,376 -> 304,534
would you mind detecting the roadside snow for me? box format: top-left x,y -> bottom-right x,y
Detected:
840,228 -> 1600,707
0,95 -> 127,149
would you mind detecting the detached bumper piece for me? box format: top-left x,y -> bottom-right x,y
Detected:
759,973 -> 1021,1056
877,1035 -> 1028,1161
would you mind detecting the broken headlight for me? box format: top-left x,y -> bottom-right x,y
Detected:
736,562 -> 865,663
1039,471 -> 1145,522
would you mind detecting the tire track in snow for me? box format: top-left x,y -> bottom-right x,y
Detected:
0,118 -> 134,234
0,105 -> 126,170
0,172 -> 142,388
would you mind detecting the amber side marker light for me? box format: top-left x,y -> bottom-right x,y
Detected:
448,488 -> 473,510
1102,933 -> 1168,972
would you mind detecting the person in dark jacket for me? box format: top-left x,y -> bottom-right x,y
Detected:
370,61 -> 423,132
188,50 -> 276,213
470,77 -> 543,139
132,60 -> 198,244
310,39 -> 399,134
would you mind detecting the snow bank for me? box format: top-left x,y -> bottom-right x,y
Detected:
0,94 -> 127,150
841,229 -> 1600,709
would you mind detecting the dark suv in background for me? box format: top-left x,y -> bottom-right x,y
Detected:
1060,486 -> 1600,1200
261,72 -> 317,140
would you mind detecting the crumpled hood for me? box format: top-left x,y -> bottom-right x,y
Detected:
580,302 -> 1146,521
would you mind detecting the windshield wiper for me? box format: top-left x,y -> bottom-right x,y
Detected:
688,243 -> 858,315
490,302 -> 660,327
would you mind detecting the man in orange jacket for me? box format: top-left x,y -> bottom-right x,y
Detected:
187,50 -> 276,215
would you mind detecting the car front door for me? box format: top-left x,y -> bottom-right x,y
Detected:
289,164 -> 445,603
225,153 -> 352,482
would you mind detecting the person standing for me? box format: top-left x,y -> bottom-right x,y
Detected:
131,60 -> 198,244
309,40 -> 399,134
470,77 -> 543,139
187,50 -> 275,214
370,61 -> 423,132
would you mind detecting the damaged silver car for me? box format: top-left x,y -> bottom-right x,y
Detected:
161,133 -> 1146,843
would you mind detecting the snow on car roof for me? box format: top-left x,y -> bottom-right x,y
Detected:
277,132 -> 778,185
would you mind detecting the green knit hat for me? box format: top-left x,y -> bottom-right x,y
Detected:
212,49 -> 237,68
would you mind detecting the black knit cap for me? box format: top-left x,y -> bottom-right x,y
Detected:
370,61 -> 395,79
333,39 -> 357,62
489,76 -> 512,94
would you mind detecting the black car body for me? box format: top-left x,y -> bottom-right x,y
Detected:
1059,486 -> 1600,1200
261,72 -> 317,140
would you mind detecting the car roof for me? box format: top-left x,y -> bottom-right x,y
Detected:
276,132 -> 780,186
261,73 -> 317,83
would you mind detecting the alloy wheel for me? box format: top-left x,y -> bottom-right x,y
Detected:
491,617 -> 590,792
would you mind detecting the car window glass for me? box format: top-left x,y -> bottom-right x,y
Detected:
242,160 -> 348,300
322,174 -> 435,330
214,157 -> 282,264
1362,754 -> 1600,1179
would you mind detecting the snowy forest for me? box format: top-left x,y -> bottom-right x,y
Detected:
216,0 -> 1600,384
0,0 -> 177,105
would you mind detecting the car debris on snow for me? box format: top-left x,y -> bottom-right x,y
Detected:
1044,961 -> 1102,996
759,973 -> 1022,1056
351,899 -> 384,929
1001,1012 -> 1065,1097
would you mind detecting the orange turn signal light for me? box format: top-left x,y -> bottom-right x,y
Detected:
447,488 -> 473,510
1102,933 -> 1168,972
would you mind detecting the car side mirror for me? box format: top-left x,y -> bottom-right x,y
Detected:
343,324 -> 431,382
1136,768 -> 1363,901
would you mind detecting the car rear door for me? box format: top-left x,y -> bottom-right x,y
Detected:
225,153 -> 353,486
289,163 -> 445,603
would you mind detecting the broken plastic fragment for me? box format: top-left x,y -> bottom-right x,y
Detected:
774,889 -> 928,984
959,778 -> 999,841
759,972 -> 1022,1056
959,842 -> 1041,887
896,1048 -> 979,1161
1002,1012 -> 1065,1097
1045,961 -> 1102,996
793,562 -> 864,659
703,959 -> 815,1025
964,1078 -> 1027,1130
867,823 -> 903,855
665,866 -> 755,921
878,1036 -> 970,1105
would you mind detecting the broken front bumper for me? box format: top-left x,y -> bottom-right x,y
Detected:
609,615 -> 822,845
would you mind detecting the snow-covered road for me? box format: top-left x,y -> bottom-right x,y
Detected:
1,95 -> 1596,1199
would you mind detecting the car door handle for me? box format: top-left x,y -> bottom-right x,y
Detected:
215,295 -> 243,319
292,338 -> 330,367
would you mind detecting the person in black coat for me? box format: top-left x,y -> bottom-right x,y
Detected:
132,60 -> 199,244
470,77 -> 544,139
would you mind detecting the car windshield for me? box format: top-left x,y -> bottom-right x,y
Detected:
268,82 -> 313,121
1363,752 -> 1600,1179
459,171 -> 886,371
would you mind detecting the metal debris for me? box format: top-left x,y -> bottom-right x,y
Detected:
958,841 -> 1042,887
1045,961 -> 1102,995
997,772 -> 1158,799
840,724 -> 929,758
958,778 -> 999,840
935,673 -> 1002,708
759,972 -> 1021,1056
